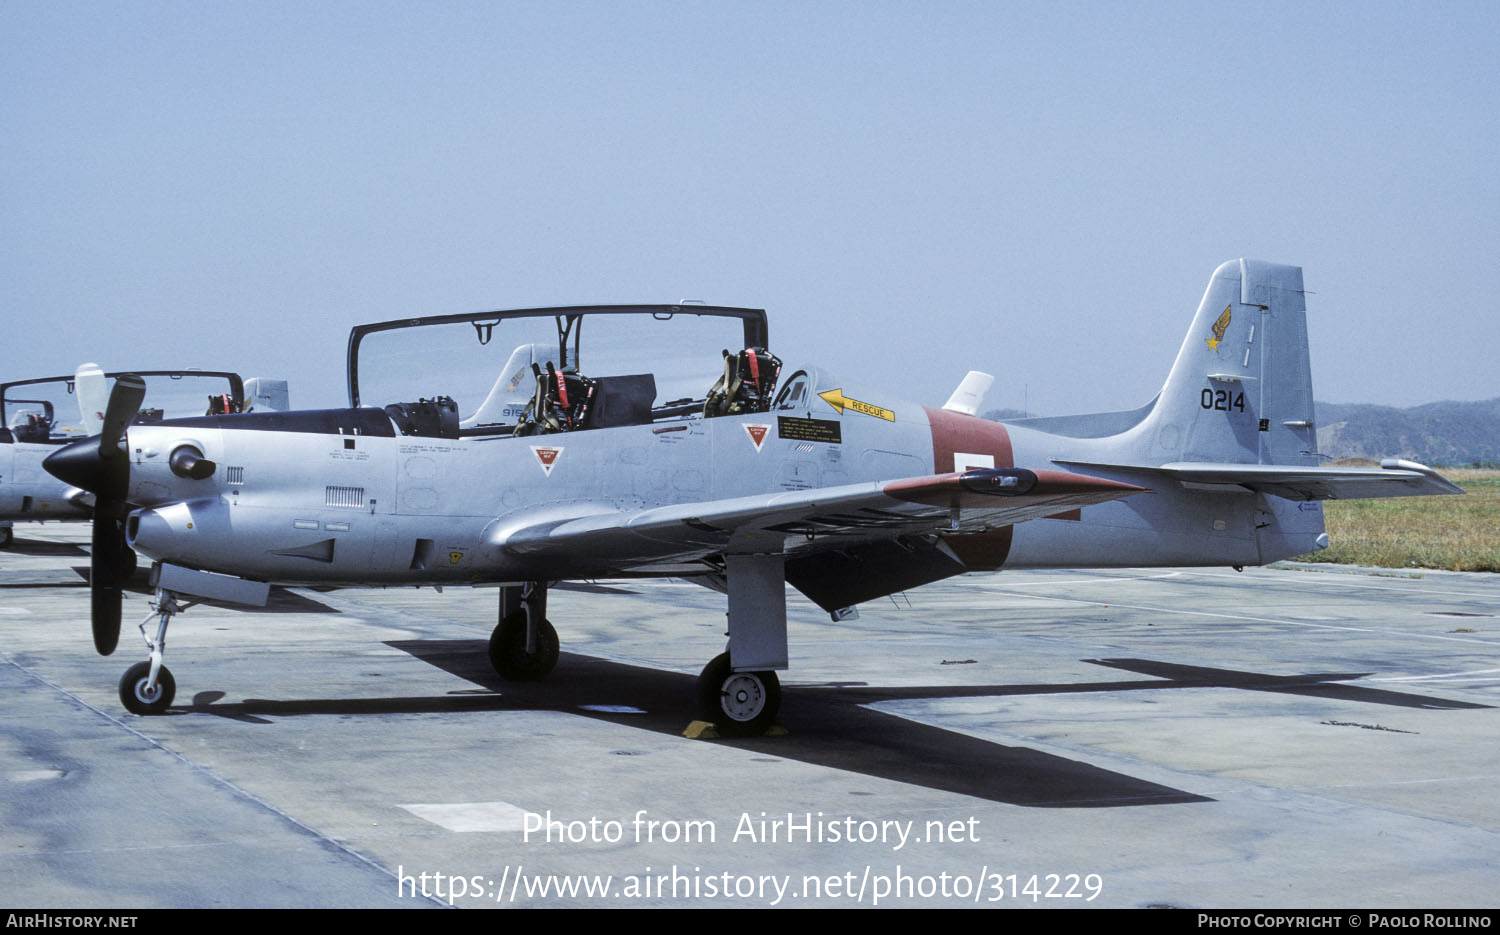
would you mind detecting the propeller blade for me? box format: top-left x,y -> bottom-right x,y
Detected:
46,374 -> 145,500
44,374 -> 146,657
90,515 -> 124,655
98,374 -> 145,459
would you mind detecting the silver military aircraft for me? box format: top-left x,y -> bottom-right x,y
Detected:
44,260 -> 1461,733
1,367 -> 281,547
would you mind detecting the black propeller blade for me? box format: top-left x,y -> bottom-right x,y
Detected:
90,508 -> 128,655
44,374 -> 145,656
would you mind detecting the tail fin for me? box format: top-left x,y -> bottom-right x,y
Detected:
74,363 -> 108,436
1059,260 -> 1461,503
460,343 -> 545,429
1139,259 -> 1316,466
243,378 -> 290,412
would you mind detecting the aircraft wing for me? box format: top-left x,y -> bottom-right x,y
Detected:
488,467 -> 1145,576
1060,458 -> 1463,501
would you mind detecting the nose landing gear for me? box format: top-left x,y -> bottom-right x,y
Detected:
116,589 -> 191,715
107,564 -> 270,715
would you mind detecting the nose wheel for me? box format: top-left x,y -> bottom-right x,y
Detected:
697,652 -> 780,737
119,661 -> 175,715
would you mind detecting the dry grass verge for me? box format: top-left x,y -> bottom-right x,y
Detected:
1292,468 -> 1500,572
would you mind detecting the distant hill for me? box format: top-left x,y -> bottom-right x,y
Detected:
1315,398 -> 1500,467
980,398 -> 1500,467
979,408 -> 1028,421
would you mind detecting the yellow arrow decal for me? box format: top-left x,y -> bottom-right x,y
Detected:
818,388 -> 895,421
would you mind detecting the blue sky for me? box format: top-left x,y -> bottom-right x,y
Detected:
4,1 -> 1496,415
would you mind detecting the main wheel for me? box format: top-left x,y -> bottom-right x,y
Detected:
489,611 -> 559,680
119,661 -> 175,715
697,652 -> 780,737
0,525 -> 12,548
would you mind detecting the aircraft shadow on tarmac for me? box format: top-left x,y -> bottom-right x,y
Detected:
172,641 -> 1487,809
49,567 -> 343,613
2,536 -> 89,557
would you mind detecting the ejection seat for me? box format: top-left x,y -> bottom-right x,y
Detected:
205,393 -> 241,415
513,359 -> 661,435
384,396 -> 460,438
703,347 -> 782,417
9,412 -> 52,443
514,362 -> 597,436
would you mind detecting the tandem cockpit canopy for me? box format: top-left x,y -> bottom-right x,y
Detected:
0,371 -> 247,444
348,304 -> 774,439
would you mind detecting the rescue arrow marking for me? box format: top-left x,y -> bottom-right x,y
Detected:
818,388 -> 894,421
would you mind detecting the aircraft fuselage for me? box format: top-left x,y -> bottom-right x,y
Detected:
119,379 -> 1323,590
0,436 -> 90,524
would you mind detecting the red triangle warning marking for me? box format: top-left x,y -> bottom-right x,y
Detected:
744,423 -> 770,452
531,446 -> 563,476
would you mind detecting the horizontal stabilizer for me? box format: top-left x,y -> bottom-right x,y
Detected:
1059,458 -> 1463,501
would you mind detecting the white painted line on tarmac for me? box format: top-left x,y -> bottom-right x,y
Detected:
1187,568 -> 1500,601
402,800 -> 530,832
1367,668 -> 1500,682
975,571 -> 1184,587
977,591 -> 1499,645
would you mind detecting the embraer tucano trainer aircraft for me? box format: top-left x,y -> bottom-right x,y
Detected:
1,367 -> 283,547
46,260 -> 1460,732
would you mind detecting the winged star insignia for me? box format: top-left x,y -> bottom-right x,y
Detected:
1206,304 -> 1232,350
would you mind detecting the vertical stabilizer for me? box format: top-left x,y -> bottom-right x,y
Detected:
1139,259 -> 1316,466
942,370 -> 994,416
461,343 -> 546,428
75,363 -> 108,436
244,378 -> 291,412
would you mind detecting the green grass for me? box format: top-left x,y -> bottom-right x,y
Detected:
1292,468 -> 1500,572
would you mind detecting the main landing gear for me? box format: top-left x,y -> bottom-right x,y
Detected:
697,652 -> 780,737
696,553 -> 789,736
487,558 -> 791,737
488,581 -> 559,680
